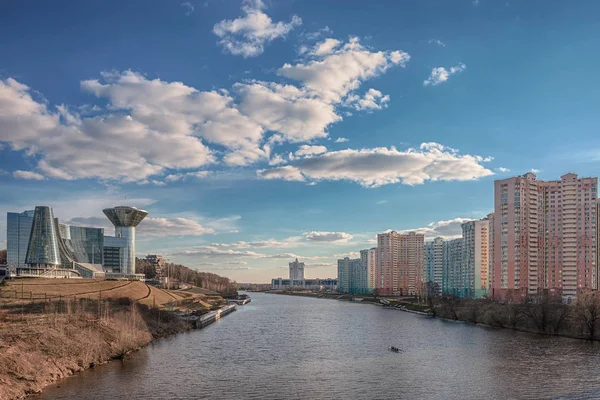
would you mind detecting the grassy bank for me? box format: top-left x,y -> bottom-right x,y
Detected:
0,279 -> 224,400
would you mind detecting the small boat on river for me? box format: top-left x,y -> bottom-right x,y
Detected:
389,346 -> 401,353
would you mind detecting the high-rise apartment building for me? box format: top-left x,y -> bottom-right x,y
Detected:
491,172 -> 598,300
376,231 -> 424,295
338,257 -> 369,294
462,218 -> 489,298
487,212 -> 495,291
360,248 -> 377,290
6,210 -> 34,269
442,238 -> 463,296
289,258 -> 305,281
424,237 -> 444,295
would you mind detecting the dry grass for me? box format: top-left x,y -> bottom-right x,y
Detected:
0,279 -> 223,399
0,298 -> 156,400
2,279 -> 197,308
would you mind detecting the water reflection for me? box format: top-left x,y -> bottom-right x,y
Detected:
41,293 -> 600,400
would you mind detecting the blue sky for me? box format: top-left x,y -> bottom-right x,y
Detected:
1,0 -> 600,282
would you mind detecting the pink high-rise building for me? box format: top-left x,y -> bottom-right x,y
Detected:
491,172 -> 598,300
376,231 -> 424,295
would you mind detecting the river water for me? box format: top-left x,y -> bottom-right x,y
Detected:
41,292 -> 600,400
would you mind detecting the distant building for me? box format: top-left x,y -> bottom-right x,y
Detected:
442,238 -> 463,296
360,248 -> 377,290
424,238 -> 444,296
289,258 -> 305,281
271,278 -> 337,291
376,231 -> 425,295
461,218 -> 490,298
338,257 -> 370,294
6,210 -> 35,270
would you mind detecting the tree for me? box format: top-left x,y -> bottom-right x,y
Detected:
0,249 -> 6,265
572,290 -> 600,340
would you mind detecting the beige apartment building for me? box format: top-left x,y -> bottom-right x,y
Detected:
491,172 -> 598,300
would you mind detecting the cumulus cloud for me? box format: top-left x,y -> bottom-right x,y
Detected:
67,215 -> 214,236
400,217 -> 474,239
211,239 -> 289,249
334,137 -> 349,143
311,38 -> 341,56
424,63 -> 466,86
258,142 -> 493,188
13,170 -> 45,180
279,36 -> 410,103
213,0 -> 302,58
0,38 -> 409,183
496,167 -> 510,173
174,246 -> 265,257
345,88 -> 390,111
258,165 -> 305,182
305,231 -> 353,242
295,145 -> 327,157
164,171 -> 211,182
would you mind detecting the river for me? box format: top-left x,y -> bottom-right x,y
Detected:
40,292 -> 600,400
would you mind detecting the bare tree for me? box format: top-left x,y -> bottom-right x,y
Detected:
572,290 -> 600,340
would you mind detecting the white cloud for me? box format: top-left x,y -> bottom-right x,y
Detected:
295,145 -> 327,157
334,137 -> 349,143
258,142 -> 493,188
268,154 -> 286,165
174,246 -> 265,257
0,38 -> 409,183
428,39 -> 446,47
257,165 -> 305,182
279,36 -> 410,103
181,1 -> 194,16
530,168 -> 541,174
13,170 -> 45,180
211,239 -> 289,249
304,231 -> 353,242
304,26 -> 333,40
234,81 -> 340,142
164,171 -> 211,182
67,215 -> 214,236
496,167 -> 510,173
311,38 -> 341,56
424,63 -> 466,86
376,200 -> 388,205
334,251 -> 361,259
402,217 -> 474,239
345,88 -> 390,111
213,0 -> 302,58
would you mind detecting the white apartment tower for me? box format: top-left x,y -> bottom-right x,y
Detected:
289,258 -> 305,281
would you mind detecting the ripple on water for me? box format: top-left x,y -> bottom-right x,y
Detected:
42,293 -> 600,400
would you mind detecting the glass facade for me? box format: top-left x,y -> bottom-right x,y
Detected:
6,210 -> 35,269
69,226 -> 104,264
25,206 -> 61,267
103,235 -> 128,273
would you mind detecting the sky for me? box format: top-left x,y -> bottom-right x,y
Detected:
1,0 -> 600,283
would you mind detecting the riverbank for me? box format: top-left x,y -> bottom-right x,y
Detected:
0,279 -> 231,400
0,298 -> 191,399
269,290 -> 600,341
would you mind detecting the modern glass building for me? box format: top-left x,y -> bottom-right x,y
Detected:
25,206 -> 61,269
6,210 -> 35,269
69,225 -> 104,264
338,257 -> 370,294
103,206 -> 148,275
